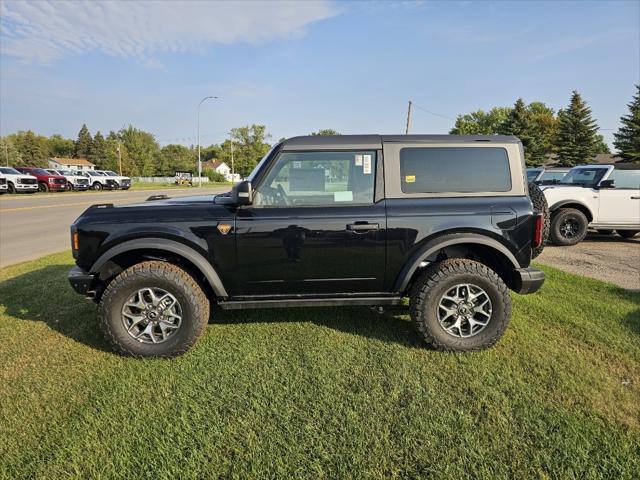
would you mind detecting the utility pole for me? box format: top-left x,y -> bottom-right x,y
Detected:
197,95 -> 219,187
230,140 -> 235,184
3,143 -> 8,167
117,143 -> 122,175
405,100 -> 412,135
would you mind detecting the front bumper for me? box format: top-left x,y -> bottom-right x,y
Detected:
16,183 -> 38,191
74,184 -> 90,190
68,266 -> 96,295
513,267 -> 545,294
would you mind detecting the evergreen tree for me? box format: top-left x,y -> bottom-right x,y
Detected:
613,85 -> 640,163
499,99 -> 544,166
555,91 -> 600,166
75,124 -> 93,159
89,131 -> 107,168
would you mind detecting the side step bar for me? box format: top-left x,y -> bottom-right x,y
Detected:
218,297 -> 403,310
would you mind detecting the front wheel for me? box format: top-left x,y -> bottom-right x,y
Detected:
550,208 -> 588,246
98,261 -> 210,358
410,259 -> 512,351
39,182 -> 49,192
92,182 -> 102,190
67,182 -> 74,191
618,230 -> 639,239
7,182 -> 16,194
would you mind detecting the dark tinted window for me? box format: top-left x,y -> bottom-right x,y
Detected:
609,169 -> 640,189
400,147 -> 511,193
527,169 -> 542,181
540,171 -> 567,181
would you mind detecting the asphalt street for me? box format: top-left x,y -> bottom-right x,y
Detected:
0,187 -> 228,267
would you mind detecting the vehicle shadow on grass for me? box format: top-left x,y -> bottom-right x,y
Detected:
0,264 -> 110,352
212,304 -> 427,349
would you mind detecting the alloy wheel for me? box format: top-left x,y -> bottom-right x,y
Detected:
121,287 -> 183,344
437,283 -> 492,338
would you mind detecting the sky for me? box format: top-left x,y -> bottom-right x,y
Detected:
0,0 -> 638,148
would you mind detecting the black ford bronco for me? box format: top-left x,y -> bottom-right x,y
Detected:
69,135 -> 546,357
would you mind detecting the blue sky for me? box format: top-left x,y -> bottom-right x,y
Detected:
1,0 -> 638,147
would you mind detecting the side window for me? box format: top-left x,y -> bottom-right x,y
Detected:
399,147 -> 511,193
609,169 -> 640,189
255,151 -> 376,207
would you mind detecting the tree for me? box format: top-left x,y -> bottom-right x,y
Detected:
48,134 -> 75,158
0,137 -> 23,167
311,129 -> 340,136
118,126 -> 160,176
11,130 -> 50,166
527,102 -> 559,157
158,144 -> 196,176
555,91 -> 601,167
499,99 -> 545,166
89,131 -> 107,168
613,85 -> 640,162
224,124 -> 272,177
75,124 -> 93,159
449,107 -> 511,135
594,134 -> 610,154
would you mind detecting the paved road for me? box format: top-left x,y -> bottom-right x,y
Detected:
0,188 -> 227,267
536,232 -> 640,291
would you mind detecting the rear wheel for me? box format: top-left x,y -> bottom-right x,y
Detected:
98,261 -> 210,358
39,182 -> 49,192
410,259 -> 511,351
528,182 -> 549,258
550,208 -> 588,246
618,230 -> 639,239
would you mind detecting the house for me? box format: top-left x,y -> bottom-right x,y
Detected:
48,157 -> 95,171
201,160 -> 233,180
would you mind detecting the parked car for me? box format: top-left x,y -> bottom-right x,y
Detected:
0,177 -> 7,194
0,167 -> 39,193
69,134 -> 546,358
97,170 -> 131,190
526,167 -> 570,185
541,163 -> 640,245
81,170 -> 119,190
14,167 -> 68,192
47,169 -> 90,191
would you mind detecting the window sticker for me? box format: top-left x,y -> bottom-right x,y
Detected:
405,175 -> 416,183
293,161 -> 302,169
334,191 -> 353,202
363,154 -> 372,174
355,154 -> 363,166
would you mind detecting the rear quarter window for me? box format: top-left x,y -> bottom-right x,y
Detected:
399,147 -> 511,193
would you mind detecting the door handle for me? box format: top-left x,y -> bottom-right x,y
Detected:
347,223 -> 379,232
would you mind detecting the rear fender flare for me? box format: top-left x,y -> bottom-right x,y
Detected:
393,233 -> 520,293
91,238 -> 228,298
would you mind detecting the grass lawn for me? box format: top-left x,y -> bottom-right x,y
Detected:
0,253 -> 638,478
130,181 -> 232,190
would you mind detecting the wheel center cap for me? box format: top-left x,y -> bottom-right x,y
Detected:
147,311 -> 158,320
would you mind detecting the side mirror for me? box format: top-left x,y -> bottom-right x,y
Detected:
233,180 -> 253,205
599,179 -> 615,189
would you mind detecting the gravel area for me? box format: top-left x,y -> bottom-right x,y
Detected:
536,231 -> 640,292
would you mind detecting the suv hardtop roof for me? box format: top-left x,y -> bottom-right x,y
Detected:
572,163 -> 639,170
282,134 -> 521,151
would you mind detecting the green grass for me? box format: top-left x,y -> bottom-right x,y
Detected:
0,253 -> 638,479
129,181 -> 231,190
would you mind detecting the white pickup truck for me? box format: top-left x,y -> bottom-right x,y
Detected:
542,164 -> 640,245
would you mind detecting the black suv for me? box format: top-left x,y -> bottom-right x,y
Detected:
69,135 -> 545,357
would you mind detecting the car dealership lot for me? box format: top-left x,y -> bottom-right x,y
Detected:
0,187 -> 228,267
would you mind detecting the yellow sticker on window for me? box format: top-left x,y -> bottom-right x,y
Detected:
405,175 -> 416,183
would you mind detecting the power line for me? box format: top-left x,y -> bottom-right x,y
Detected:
412,103 -> 456,121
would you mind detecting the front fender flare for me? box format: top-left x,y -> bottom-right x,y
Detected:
91,237 -> 228,298
392,233 -> 520,293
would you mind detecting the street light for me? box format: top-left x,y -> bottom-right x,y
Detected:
197,95 -> 218,187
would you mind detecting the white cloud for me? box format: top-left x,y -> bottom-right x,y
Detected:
0,0 -> 336,64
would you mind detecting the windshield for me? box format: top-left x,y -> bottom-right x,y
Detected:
105,171 -> 118,176
29,168 -> 50,175
540,170 -> 568,182
59,170 -> 73,175
247,144 -> 280,182
559,167 -> 608,187
88,171 -> 104,176
526,169 -> 542,181
0,167 -> 21,174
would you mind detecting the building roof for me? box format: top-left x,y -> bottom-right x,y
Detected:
542,153 -> 623,167
50,157 -> 95,167
201,160 -> 227,170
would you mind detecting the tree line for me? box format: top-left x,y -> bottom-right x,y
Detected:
450,87 -> 639,166
1,86 -> 637,176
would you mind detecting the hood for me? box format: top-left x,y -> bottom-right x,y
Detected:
119,194 -> 220,208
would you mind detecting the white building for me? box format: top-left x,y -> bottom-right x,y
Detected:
49,157 -> 96,171
202,160 -> 239,182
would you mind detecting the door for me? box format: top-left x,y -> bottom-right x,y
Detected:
232,150 -> 386,296
598,169 -> 640,225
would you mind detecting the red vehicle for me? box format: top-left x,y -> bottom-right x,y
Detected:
15,167 -> 68,192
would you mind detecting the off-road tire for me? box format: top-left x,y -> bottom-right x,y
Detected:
98,261 -> 210,358
550,208 -> 588,246
618,230 -> 639,239
39,182 -> 49,192
528,181 -> 549,258
409,259 -> 512,351
597,229 -> 614,235
93,182 -> 102,190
